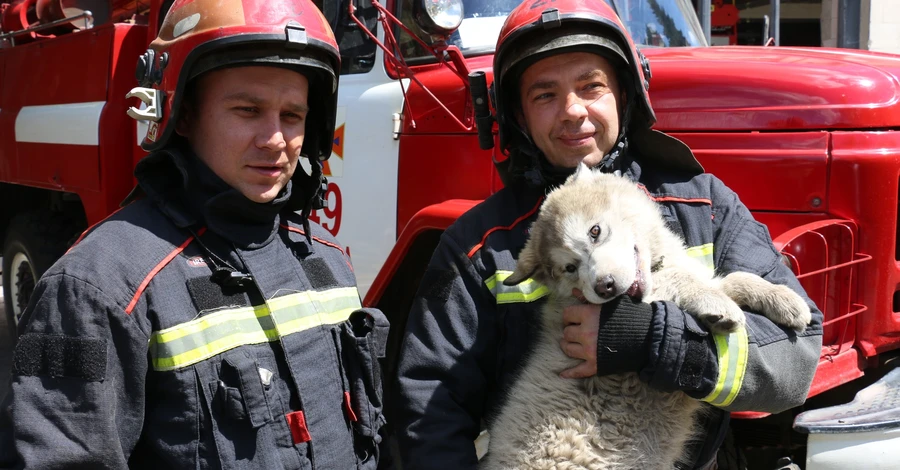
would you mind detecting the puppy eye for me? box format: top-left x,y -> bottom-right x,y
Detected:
565,263 -> 578,273
589,224 -> 601,240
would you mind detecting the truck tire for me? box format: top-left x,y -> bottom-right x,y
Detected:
2,211 -> 83,338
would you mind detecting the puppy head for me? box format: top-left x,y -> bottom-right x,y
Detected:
505,165 -> 657,304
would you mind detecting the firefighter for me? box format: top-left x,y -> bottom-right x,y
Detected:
392,0 -> 823,468
0,0 -> 387,468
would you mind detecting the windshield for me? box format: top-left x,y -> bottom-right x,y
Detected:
608,0 -> 705,47
397,0 -> 706,61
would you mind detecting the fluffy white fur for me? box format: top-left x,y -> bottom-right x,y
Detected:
481,166 -> 810,470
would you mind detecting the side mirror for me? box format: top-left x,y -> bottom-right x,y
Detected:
413,0 -> 463,39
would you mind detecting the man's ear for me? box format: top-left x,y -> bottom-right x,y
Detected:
504,238 -> 540,286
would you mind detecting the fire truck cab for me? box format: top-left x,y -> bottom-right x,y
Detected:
2,0 -> 900,468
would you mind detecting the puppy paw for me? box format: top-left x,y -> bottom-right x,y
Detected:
765,285 -> 812,331
690,292 -> 746,334
721,272 -> 812,332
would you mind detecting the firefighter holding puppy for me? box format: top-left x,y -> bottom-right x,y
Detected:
392,0 -> 823,468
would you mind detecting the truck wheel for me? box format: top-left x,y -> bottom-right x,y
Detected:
2,211 -> 83,337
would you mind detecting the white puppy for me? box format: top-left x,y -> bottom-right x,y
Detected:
481,166 -> 810,470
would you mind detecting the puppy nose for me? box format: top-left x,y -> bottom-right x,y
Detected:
594,275 -> 617,299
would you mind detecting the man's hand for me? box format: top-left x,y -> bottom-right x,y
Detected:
559,290 -> 601,379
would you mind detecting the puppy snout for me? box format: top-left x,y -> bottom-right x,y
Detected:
594,275 -> 617,299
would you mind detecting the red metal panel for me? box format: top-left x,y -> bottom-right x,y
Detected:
807,347 -> 864,398
15,142 -> 100,190
98,23 -> 148,222
829,131 -> 900,357
397,133 -> 494,235
0,107 -> 13,182
3,25 -> 113,107
672,132 -> 829,213
365,199 -> 478,307
753,212 -> 830,241
1,25 -> 115,198
646,47 -> 900,132
0,52 -> 10,182
401,55 -> 493,135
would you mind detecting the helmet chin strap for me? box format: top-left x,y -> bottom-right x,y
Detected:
596,98 -> 633,174
297,156 -> 327,244
522,145 -> 547,188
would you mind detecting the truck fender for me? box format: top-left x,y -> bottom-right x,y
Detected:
365,199 -> 479,309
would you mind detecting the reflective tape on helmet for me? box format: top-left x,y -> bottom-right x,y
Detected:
149,286 -> 361,371
701,326 -> 750,408
484,270 -> 549,304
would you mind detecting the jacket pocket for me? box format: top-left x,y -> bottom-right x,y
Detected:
336,308 -> 390,467
196,350 -> 289,470
210,352 -> 274,428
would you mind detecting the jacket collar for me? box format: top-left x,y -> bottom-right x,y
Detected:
130,146 -> 291,249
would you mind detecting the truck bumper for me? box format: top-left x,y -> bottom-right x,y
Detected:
794,367 -> 900,470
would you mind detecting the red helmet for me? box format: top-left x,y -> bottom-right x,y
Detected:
132,0 -> 340,163
491,0 -> 700,185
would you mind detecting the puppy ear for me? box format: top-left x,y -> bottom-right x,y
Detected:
572,162 -> 593,184
505,241 -> 540,286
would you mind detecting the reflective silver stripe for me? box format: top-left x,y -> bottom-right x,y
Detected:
149,287 -> 361,371
484,270 -> 549,304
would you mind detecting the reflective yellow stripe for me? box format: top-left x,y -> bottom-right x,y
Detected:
149,287 -> 361,371
684,243 -> 749,407
701,326 -> 749,407
485,270 -> 549,304
152,302 -> 277,344
276,307 -> 360,337
487,243 -> 712,305
685,243 -> 714,271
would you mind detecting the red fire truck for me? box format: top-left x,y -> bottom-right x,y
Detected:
1,0 -> 899,468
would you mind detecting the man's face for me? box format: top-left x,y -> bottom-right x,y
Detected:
518,52 -> 623,169
178,66 -> 309,203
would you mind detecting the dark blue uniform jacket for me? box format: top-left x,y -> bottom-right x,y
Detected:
394,156 -> 823,469
0,149 -> 388,469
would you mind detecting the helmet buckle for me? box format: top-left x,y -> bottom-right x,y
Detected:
285,21 -> 308,48
540,8 -> 561,30
313,177 -> 328,210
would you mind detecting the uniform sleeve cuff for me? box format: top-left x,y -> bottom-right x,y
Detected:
595,296 -> 654,376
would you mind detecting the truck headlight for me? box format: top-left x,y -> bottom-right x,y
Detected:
415,0 -> 464,36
